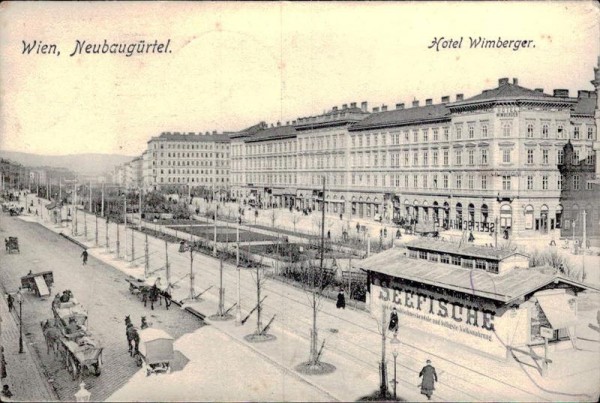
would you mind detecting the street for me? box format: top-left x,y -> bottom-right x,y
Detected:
0,215 -> 202,401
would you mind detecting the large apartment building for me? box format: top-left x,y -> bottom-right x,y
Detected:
143,131 -> 231,192
230,77 -> 597,238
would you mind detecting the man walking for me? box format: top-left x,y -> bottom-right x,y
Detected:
81,249 -> 88,266
6,294 -> 13,312
419,359 -> 438,400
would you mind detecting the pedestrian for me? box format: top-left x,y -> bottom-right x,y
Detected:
468,231 -> 475,242
388,307 -> 399,333
503,228 -> 509,240
327,230 -> 331,239
418,359 -> 438,400
6,294 -> 13,312
1,384 -> 13,399
396,229 -> 401,239
339,213 -> 343,220
80,249 -> 88,265
336,288 -> 346,309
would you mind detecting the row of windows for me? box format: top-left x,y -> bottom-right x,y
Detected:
407,249 -> 499,274
159,177 -> 228,183
153,142 -> 229,150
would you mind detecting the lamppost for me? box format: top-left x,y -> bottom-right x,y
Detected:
390,334 -> 400,400
16,288 -> 23,354
74,381 -> 91,402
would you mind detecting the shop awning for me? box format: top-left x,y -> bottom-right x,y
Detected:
536,293 -> 578,329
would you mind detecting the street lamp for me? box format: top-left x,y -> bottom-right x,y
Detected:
390,334 -> 401,400
16,288 -> 23,354
74,381 -> 91,402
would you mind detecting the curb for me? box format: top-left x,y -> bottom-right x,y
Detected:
59,233 -> 88,249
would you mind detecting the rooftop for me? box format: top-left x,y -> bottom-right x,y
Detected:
571,93 -> 597,116
349,103 -> 450,131
244,124 -> 298,143
460,82 -> 554,103
405,238 -> 527,261
359,248 -> 588,303
151,132 -> 231,143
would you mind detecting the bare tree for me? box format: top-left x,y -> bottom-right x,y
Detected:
244,257 -> 276,342
291,211 -> 301,233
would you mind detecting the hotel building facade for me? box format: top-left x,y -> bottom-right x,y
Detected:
230,77 -> 597,238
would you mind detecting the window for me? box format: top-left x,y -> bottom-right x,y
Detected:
433,151 -> 439,165
588,127 -> 595,140
433,174 -> 438,189
468,125 -> 474,139
527,176 -> 533,190
440,254 -> 450,264
456,125 -> 462,139
423,174 -> 428,188
481,149 -> 488,164
443,127 -> 449,141
502,149 -> 511,163
587,181 -> 594,190
404,152 -> 409,166
468,175 -> 474,189
527,123 -> 534,138
413,131 -> 418,143
409,250 -> 418,259
451,256 -> 461,266
419,250 -> 427,260
413,175 -> 418,188
557,149 -> 564,164
502,176 -> 511,190
455,150 -> 462,165
433,129 -> 439,141
481,175 -> 487,189
462,259 -> 474,269
573,175 -> 580,190
423,151 -> 428,166
413,152 -> 419,166
423,129 -> 429,142
542,175 -> 548,190
481,124 -> 488,138
502,122 -> 512,137
476,260 -> 487,270
542,149 -> 549,165
557,124 -> 564,139
573,126 -> 580,139
587,149 -> 594,165
468,149 -> 474,165
557,176 -> 562,190
443,150 -> 449,165
573,149 -> 580,164
456,175 -> 462,188
527,149 -> 534,164
542,124 -> 549,139
443,174 -> 448,189
428,253 -> 439,262
487,262 -> 499,274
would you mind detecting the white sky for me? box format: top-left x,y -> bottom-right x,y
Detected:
1,1 -> 599,156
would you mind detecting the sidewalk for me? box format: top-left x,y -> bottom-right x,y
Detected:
0,290 -> 57,402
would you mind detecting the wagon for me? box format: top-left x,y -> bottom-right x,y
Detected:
5,237 -> 19,254
20,271 -> 54,297
133,328 -> 174,376
59,335 -> 103,379
52,300 -> 89,338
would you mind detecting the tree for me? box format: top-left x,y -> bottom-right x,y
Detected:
244,257 -> 276,342
291,211 -> 301,233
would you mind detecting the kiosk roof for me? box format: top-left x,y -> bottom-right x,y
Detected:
360,248 -> 588,303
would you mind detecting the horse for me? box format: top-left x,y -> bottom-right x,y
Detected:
40,319 -> 62,357
126,324 -> 140,356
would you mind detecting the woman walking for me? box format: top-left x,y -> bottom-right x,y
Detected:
419,359 -> 438,400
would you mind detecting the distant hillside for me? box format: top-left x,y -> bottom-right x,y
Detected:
0,150 -> 136,176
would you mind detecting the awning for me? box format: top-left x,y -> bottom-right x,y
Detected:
536,293 -> 578,329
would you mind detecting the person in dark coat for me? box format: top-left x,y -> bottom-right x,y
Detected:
388,307 -> 399,333
6,294 -> 13,312
419,359 -> 438,400
336,289 -> 346,309
81,249 -> 88,265
468,231 -> 475,242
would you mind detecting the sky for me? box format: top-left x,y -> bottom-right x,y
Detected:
1,1 -> 599,157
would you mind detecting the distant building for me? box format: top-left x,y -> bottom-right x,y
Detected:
143,131 -> 231,194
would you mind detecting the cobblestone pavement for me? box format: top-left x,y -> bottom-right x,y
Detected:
0,216 -> 203,401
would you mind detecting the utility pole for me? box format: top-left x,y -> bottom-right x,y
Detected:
144,234 -> 149,279
380,304 -> 389,397
89,181 -> 92,213
236,224 -> 241,325
138,189 -> 143,231
165,240 -> 171,294
124,194 -> 128,261
582,210 -> 587,280
213,205 -> 218,256
130,225 -> 135,264
95,214 -> 98,246
116,220 -> 120,258
101,183 -> 105,217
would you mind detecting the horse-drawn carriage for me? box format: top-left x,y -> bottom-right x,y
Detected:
42,291 -> 103,380
21,271 -> 53,297
5,237 -> 19,254
126,277 -> 170,310
133,328 -> 174,376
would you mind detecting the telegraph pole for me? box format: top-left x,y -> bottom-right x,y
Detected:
138,189 -> 143,231
236,224 -> 241,325
165,240 -> 170,294
101,182 -> 105,217
582,210 -> 587,280
144,233 -> 149,279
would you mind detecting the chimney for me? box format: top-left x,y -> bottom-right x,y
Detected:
350,102 -> 357,108
553,89 -> 569,97
174,131 -> 180,135
286,121 -> 289,125
498,77 -> 509,86
577,90 -> 590,98
425,98 -> 433,106
381,105 -> 388,112
412,100 -> 419,107
373,107 -> 380,113
277,121 -> 281,127
188,132 -> 194,135
292,120 -> 296,125
333,106 -> 338,111
534,88 -> 544,93
342,104 -> 348,109
270,123 -> 274,127
361,101 -> 368,112
396,103 -> 405,110
441,96 -> 450,103
512,78 -> 518,85
205,131 -> 210,135
213,130 -> 217,134
456,94 -> 464,101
